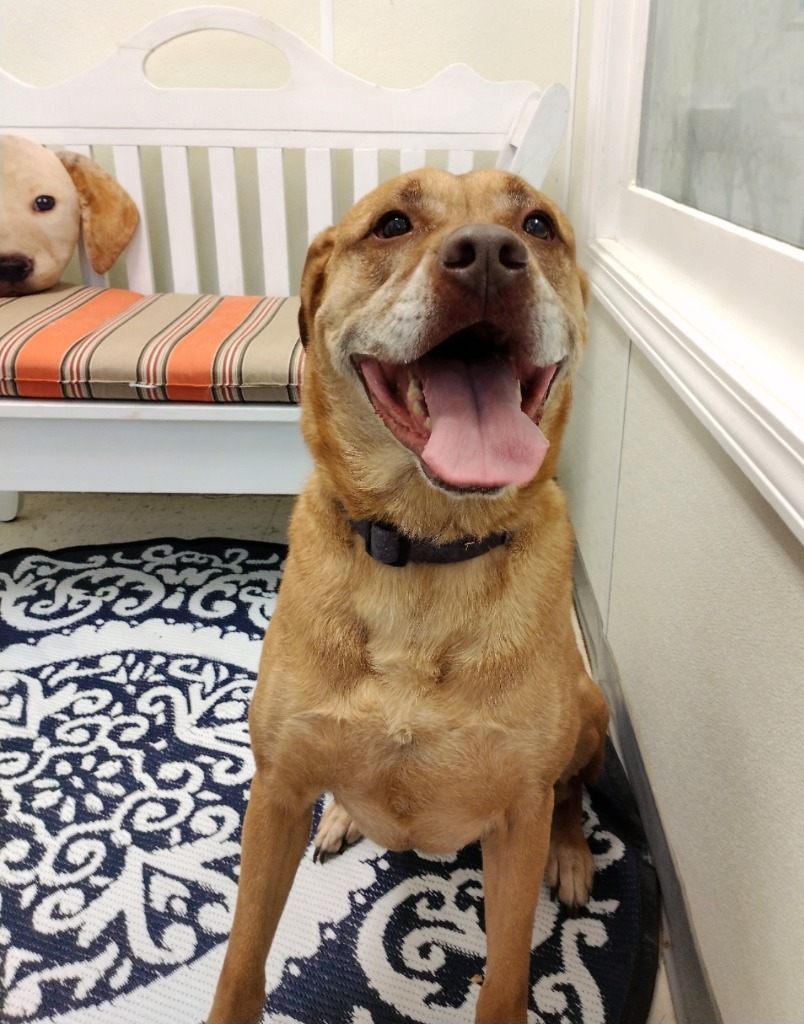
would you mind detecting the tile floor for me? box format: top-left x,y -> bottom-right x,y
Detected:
0,490 -> 677,1022
0,491 -> 295,554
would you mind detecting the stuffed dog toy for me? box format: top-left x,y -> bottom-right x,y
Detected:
208,167 -> 609,1024
0,133 -> 139,297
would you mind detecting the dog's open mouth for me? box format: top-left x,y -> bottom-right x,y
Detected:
355,324 -> 560,491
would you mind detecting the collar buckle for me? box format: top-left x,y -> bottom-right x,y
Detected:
363,520 -> 411,567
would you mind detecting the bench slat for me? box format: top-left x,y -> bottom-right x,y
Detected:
399,149 -> 426,173
257,148 -> 291,297
112,145 -> 155,293
352,148 -> 379,202
304,148 -> 334,243
161,146 -> 200,293
78,250 -> 107,290
209,147 -> 245,295
448,150 -> 475,175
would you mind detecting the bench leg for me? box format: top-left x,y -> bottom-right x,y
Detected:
0,491 -> 21,522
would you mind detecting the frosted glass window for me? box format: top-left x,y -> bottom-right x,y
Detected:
638,0 -> 804,249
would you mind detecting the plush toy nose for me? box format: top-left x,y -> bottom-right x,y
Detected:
439,224 -> 528,299
0,254 -> 34,283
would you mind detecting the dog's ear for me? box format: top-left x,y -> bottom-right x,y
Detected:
57,152 -> 140,274
577,267 -> 590,307
298,226 -> 336,347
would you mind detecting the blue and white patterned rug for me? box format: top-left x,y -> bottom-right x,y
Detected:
0,539 -> 658,1024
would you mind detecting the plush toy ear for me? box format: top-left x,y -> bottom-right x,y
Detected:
298,226 -> 336,347
56,152 -> 140,274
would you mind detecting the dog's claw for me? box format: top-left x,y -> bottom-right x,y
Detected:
312,840 -> 343,865
312,799 -> 363,864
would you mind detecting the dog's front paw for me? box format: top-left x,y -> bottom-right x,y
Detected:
313,799 -> 363,863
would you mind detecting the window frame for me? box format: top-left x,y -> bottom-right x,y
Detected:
579,0 -> 804,544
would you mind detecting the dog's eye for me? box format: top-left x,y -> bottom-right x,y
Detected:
34,195 -> 56,212
374,211 -> 412,239
523,212 -> 555,241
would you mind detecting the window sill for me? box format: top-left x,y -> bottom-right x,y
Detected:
585,234 -> 804,545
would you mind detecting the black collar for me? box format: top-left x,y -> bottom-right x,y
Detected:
347,515 -> 511,568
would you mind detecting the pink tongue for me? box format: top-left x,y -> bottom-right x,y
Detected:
420,358 -> 549,488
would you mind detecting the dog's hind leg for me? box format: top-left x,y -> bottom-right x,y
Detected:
207,770 -> 313,1024
546,671 -> 608,909
313,798 -> 363,862
545,776 -> 595,909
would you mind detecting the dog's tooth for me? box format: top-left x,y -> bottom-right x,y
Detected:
407,370 -> 429,425
406,371 -> 424,404
412,399 -> 427,423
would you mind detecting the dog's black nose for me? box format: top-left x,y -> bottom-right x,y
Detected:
439,224 -> 527,298
0,255 -> 34,283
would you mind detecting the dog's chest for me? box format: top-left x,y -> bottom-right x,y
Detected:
309,658 -> 540,848
331,591 -> 538,769
284,567 -> 556,848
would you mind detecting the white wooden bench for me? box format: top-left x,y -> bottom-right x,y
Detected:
0,5 -> 568,523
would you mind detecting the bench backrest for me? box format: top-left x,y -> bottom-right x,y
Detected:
0,5 -> 568,297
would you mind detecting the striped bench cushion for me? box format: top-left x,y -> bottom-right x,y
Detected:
0,284 -> 303,403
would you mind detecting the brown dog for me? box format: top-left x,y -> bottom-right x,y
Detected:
207,168 -> 609,1024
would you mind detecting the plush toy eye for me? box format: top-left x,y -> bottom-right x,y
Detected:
523,212 -> 555,241
34,195 -> 56,212
374,211 -> 412,239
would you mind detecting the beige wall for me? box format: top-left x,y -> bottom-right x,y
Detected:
610,349 -> 804,1022
0,1 -> 322,86
562,319 -> 804,1021
0,0 -> 573,89
559,299 -> 629,627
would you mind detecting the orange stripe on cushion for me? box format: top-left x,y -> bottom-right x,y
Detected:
214,297 -> 284,403
14,289 -> 143,398
1,286 -> 97,395
164,295 -> 276,402
164,294 -> 280,401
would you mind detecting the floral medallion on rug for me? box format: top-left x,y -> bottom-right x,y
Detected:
0,539 -> 658,1024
